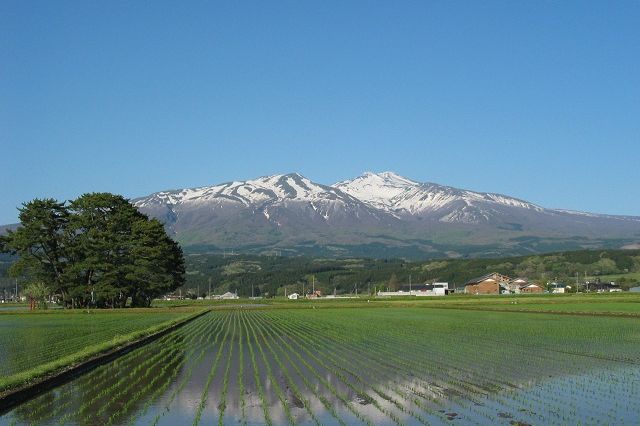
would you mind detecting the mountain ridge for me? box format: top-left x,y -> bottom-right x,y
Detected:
129,171 -> 640,258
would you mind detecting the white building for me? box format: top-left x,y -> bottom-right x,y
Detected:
287,293 -> 299,300
549,283 -> 569,294
378,283 -> 450,297
219,291 -> 239,300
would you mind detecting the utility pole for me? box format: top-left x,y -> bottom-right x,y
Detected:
251,283 -> 254,298
15,278 -> 18,302
409,274 -> 412,293
208,277 -> 212,299
585,271 -> 588,292
312,275 -> 315,294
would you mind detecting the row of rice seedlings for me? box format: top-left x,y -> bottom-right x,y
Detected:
254,311 -> 404,425
128,313 -> 221,423
312,308 -> 636,424
247,311 -> 358,426
244,310 -> 322,426
433,336 -> 620,422
239,310 -> 273,426
265,311 -> 430,425
23,337 -> 152,424
16,342 -> 134,423
280,316 -> 423,419
280,314 -> 464,398
317,319 -> 508,423
129,317 -> 217,420
40,322 -> 194,422
74,314 -> 214,424
191,312 -> 234,426
321,313 -> 529,394
152,312 -> 231,426
274,310 -> 545,422
122,313 -> 221,425
243,310 -> 297,425
278,312 -> 452,423
217,311 -> 238,426
108,349 -> 185,425
237,311 -> 247,426
322,315 -> 558,423
322,313 -> 558,424
52,342 -> 181,426
91,347 -> 183,420
480,315 -> 640,364
494,367 -> 640,424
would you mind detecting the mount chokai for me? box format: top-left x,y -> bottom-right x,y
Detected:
132,172 -> 640,259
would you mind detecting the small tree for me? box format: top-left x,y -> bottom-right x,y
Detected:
23,282 -> 51,310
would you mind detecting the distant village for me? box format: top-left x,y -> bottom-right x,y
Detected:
3,271 -> 632,304
375,272 -> 624,297
460,272 -> 622,295
157,272 -> 628,302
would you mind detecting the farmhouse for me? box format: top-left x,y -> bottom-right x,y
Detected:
464,273 -> 511,295
549,283 -> 568,294
506,278 -> 528,293
219,291 -> 239,300
306,290 -> 322,299
594,282 -> 621,293
519,283 -> 543,293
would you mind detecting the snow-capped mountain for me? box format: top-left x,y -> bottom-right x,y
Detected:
134,173 -> 395,246
137,172 -> 356,208
131,171 -> 640,258
334,171 -> 545,223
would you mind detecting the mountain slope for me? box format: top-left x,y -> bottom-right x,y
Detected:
133,173 -> 400,250
129,171 -> 640,258
335,171 -> 546,221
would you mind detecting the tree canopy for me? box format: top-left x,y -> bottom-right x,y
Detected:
0,193 -> 184,308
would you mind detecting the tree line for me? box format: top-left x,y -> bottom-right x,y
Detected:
0,193 -> 185,308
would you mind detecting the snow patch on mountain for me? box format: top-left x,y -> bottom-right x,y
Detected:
334,172 -> 545,222
135,173 -> 356,208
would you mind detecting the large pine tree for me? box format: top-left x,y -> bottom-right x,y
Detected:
0,193 -> 185,308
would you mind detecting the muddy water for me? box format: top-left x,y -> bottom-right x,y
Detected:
1,309 -> 640,425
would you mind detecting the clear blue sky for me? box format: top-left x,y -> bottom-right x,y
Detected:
1,1 -> 639,224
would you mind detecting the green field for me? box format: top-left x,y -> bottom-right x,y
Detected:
0,308 -> 201,393
2,301 -> 639,425
153,292 -> 640,316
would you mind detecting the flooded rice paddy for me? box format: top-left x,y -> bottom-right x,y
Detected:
1,307 -> 639,425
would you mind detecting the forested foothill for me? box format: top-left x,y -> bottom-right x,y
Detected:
179,248 -> 640,297
0,193 -> 185,308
